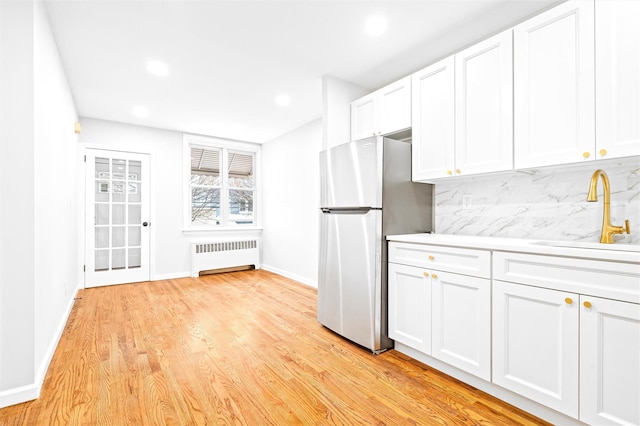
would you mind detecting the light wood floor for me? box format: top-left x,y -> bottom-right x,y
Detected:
0,270 -> 549,425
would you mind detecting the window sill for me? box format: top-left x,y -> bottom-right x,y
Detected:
182,226 -> 263,237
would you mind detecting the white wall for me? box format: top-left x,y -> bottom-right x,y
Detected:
435,157 -> 640,243
78,118 -> 191,279
321,75 -> 368,149
262,119 -> 322,287
0,0 -> 36,398
0,0 -> 80,408
33,0 -> 81,382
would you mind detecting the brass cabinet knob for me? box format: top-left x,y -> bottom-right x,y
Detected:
599,149 -> 607,156
565,297 -> 573,305
423,271 -> 429,277
583,301 -> 592,308
455,169 -> 461,174
447,170 -> 453,175
431,273 -> 438,279
428,255 -> 434,260
583,152 -> 590,159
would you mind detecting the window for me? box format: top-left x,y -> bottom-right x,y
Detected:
186,136 -> 258,228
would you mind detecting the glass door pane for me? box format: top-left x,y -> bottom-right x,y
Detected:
93,157 -> 144,272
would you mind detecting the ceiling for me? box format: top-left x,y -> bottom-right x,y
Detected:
44,0 -> 558,144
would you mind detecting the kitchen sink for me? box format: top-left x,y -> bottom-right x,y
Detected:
531,240 -> 640,252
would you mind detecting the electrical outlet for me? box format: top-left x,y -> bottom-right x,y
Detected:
462,194 -> 472,209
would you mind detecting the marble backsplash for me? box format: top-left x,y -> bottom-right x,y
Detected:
434,157 -> 640,244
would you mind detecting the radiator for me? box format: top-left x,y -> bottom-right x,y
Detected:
191,239 -> 260,277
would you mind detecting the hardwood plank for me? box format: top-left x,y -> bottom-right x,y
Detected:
0,270 -> 550,425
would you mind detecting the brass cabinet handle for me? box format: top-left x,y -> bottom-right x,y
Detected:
625,219 -> 631,234
599,149 -> 607,156
428,255 -> 434,260
565,297 -> 573,305
431,273 -> 438,279
455,169 -> 461,174
583,152 -> 590,159
423,271 -> 429,277
583,301 -> 592,308
447,170 -> 453,175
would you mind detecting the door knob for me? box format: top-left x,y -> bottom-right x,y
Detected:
142,222 -> 149,227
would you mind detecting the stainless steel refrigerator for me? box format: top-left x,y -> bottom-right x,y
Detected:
318,136 -> 433,353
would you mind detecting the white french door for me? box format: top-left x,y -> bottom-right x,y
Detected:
85,149 -> 150,287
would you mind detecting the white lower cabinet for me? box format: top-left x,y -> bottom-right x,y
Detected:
389,238 -> 640,425
388,242 -> 491,380
492,280 -> 579,418
388,262 -> 431,353
580,296 -> 640,426
492,251 -> 640,425
432,271 -> 491,380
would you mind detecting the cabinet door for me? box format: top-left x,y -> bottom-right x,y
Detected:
388,263 -> 431,353
595,0 -> 640,160
351,93 -> 376,141
455,30 -> 513,176
432,271 -> 491,380
378,76 -> 411,136
411,57 -> 455,181
514,1 -> 595,168
492,280 -> 579,418
580,296 -> 640,426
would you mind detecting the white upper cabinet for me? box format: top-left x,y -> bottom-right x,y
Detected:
595,0 -> 640,160
412,30 -> 513,182
411,57 -> 455,181
350,76 -> 411,141
514,1 -> 595,169
350,95 -> 376,141
378,77 -> 412,136
455,30 -> 513,176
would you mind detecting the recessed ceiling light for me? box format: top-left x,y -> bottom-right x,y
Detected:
146,60 -> 169,77
364,16 -> 388,37
132,105 -> 149,118
275,94 -> 291,106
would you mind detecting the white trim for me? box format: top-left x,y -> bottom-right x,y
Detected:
82,143 -> 152,156
151,272 -> 191,281
262,264 -> 318,289
394,343 -> 582,426
183,226 -> 263,235
184,133 -> 260,152
0,383 -> 40,409
183,134 -> 262,230
83,146 -> 153,288
0,288 -> 77,409
35,290 -> 77,386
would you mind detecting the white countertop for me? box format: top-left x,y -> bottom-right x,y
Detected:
387,233 -> 640,264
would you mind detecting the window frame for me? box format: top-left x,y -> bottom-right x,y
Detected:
183,134 -> 261,232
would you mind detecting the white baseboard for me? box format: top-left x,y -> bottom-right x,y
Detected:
0,383 -> 40,409
36,291 -> 77,385
394,343 -> 581,426
151,271 -> 191,281
261,264 -> 317,288
1,289 -> 78,409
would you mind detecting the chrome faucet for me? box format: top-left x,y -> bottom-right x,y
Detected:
587,169 -> 630,243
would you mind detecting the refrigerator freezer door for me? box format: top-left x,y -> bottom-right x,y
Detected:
318,209 -> 384,351
319,137 -> 382,209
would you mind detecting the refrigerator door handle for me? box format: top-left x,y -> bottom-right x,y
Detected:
320,207 -> 377,214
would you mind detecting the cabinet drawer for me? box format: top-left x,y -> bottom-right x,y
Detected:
388,242 -> 490,278
493,251 -> 640,304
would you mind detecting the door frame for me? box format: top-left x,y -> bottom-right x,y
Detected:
82,145 -> 154,288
